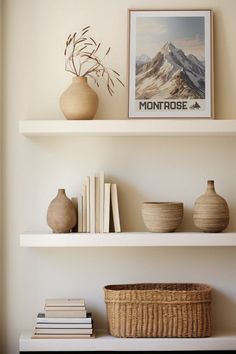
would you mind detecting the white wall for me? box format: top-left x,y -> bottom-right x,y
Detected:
2,0 -> 236,353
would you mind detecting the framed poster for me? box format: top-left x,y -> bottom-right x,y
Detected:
128,10 -> 213,119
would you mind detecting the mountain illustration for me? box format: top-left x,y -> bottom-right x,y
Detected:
136,41 -> 205,100
136,54 -> 151,67
190,101 -> 201,109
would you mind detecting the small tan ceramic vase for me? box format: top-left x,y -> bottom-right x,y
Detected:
60,76 -> 98,120
193,180 -> 229,232
47,189 -> 77,233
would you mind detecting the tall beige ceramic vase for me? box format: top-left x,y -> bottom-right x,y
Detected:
47,189 -> 77,233
60,76 -> 98,120
193,180 -> 229,232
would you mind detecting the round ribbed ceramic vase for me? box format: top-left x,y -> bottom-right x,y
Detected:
47,189 -> 77,233
142,202 -> 184,233
60,76 -> 98,120
193,180 -> 229,232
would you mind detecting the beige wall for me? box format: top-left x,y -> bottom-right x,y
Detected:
0,1 -> 1,352
2,0 -> 236,353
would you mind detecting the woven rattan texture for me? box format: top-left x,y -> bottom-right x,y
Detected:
104,283 -> 212,338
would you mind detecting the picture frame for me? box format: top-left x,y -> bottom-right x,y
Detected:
128,10 -> 213,119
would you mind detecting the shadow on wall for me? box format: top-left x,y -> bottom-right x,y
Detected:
178,206 -> 198,232
106,175 -> 147,232
107,175 -> 206,233
212,288 -> 236,332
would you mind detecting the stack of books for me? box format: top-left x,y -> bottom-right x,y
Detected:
75,171 -> 121,233
32,298 -> 94,339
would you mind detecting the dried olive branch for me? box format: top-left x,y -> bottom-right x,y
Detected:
71,34 -> 79,76
64,26 -> 124,95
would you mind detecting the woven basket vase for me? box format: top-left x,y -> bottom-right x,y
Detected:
104,283 -> 212,338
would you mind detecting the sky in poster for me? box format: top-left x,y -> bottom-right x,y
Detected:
136,16 -> 205,60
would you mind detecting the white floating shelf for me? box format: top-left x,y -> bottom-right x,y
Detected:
20,232 -> 236,247
19,330 -> 236,351
19,119 -> 236,137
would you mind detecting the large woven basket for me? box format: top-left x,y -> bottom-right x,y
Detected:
104,283 -> 212,338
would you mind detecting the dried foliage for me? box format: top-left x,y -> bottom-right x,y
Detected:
64,26 -> 124,95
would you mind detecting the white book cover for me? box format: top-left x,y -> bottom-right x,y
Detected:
111,184 -> 121,232
85,176 -> 90,232
37,312 -> 92,324
32,333 -> 93,339
36,323 -> 92,329
90,175 -> 95,233
82,184 -> 87,233
45,298 -> 85,306
99,171 -> 104,233
78,195 -> 83,233
35,328 -> 93,334
103,183 -> 111,233
95,175 -> 100,233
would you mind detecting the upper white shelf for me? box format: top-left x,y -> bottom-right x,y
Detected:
19,119 -> 236,137
20,232 -> 236,247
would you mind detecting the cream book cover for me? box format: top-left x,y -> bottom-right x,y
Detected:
82,184 -> 87,233
85,176 -> 90,232
89,175 -> 95,233
104,183 -> 111,233
95,175 -> 100,233
99,171 -> 104,233
45,298 -> 85,306
78,195 -> 83,233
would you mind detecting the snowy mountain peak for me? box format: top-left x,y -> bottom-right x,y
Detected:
188,54 -> 205,69
136,41 -> 206,100
161,41 -> 176,54
136,54 -> 151,66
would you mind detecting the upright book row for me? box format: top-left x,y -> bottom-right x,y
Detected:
73,171 -> 121,233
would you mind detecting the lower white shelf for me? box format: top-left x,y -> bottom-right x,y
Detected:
19,330 -> 236,351
20,232 -> 236,247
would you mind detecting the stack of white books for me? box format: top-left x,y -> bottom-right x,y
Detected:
32,298 -> 94,339
75,171 -> 121,233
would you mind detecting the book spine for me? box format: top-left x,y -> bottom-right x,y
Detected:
45,306 -> 86,311
45,299 -> 85,306
103,183 -> 111,233
32,334 -> 93,339
85,176 -> 90,232
82,184 -> 87,233
35,328 -> 93,334
36,323 -> 92,329
99,171 -> 104,233
78,195 -> 83,233
45,310 -> 87,318
37,315 -> 92,324
111,184 -> 121,232
95,175 -> 100,233
89,175 -> 95,233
